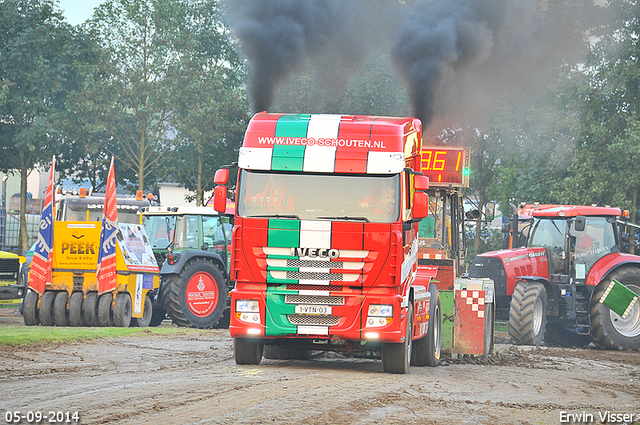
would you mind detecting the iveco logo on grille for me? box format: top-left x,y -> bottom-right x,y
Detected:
291,247 -> 340,259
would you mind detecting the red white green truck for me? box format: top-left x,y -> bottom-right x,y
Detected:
213,113 -> 445,373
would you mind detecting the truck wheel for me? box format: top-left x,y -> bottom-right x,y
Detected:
590,268 -> 640,350
382,303 -> 413,374
83,292 -> 99,327
132,295 -> 154,327
508,280 -> 547,346
22,291 -> 39,326
39,291 -> 56,326
163,259 -> 227,329
68,292 -> 84,327
544,323 -> 590,347
411,285 -> 441,367
53,291 -> 70,326
113,293 -> 132,327
234,337 -> 264,365
97,293 -> 114,327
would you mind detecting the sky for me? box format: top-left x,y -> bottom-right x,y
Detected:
57,0 -> 104,25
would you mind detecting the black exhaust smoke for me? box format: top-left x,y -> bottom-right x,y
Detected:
226,0 -> 369,114
391,0 -> 605,128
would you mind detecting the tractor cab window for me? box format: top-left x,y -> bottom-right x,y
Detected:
175,215 -> 200,250
529,218 -> 567,274
571,216 -> 617,278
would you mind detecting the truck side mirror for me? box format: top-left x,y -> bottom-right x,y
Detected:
412,192 -> 429,219
213,185 -> 227,213
575,216 -> 586,232
214,169 -> 229,185
414,175 -> 429,191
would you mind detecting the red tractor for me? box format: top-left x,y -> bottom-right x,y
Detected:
469,205 -> 640,350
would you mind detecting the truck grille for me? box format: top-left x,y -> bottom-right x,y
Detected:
0,258 -> 19,281
263,247 -> 367,285
287,315 -> 341,326
285,294 -> 345,306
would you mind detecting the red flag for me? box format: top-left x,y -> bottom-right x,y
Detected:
28,157 -> 56,294
96,157 -> 119,294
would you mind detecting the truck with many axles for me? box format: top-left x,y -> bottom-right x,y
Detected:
213,113 -> 441,373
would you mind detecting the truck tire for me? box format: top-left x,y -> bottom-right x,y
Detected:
53,291 -> 70,326
508,280 -> 547,346
411,284 -> 441,367
68,292 -> 84,327
97,293 -> 114,327
83,292 -> 99,327
22,291 -> 39,326
163,259 -> 227,329
39,291 -> 56,326
234,337 -> 264,365
590,268 -> 640,350
132,295 -> 154,327
113,293 -> 132,327
382,303 -> 413,374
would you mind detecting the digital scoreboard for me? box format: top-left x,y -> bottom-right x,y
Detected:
420,147 -> 470,187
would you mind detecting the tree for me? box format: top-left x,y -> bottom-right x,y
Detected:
168,0 -> 249,205
0,0 -> 85,253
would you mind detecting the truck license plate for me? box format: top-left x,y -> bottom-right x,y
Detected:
295,305 -> 332,315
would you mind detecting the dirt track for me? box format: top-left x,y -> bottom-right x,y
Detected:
1,311 -> 639,425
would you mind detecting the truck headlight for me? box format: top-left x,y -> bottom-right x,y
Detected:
236,300 -> 259,312
366,304 -> 393,328
236,300 -> 261,324
368,304 -> 393,317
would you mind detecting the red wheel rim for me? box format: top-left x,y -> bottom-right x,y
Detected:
185,272 -> 218,317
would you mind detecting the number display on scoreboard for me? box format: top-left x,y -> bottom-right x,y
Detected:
420,147 -> 470,187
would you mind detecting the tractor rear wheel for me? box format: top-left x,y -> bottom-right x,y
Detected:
234,337 -> 264,365
590,268 -> 640,350
382,303 -> 413,374
22,291 -> 39,326
163,258 -> 227,329
411,284 -> 441,367
97,293 -> 114,327
83,292 -> 98,327
68,292 -> 84,327
508,280 -> 547,346
113,293 -> 132,327
39,291 -> 56,326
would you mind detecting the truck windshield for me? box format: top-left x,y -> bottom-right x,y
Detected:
237,170 -> 400,223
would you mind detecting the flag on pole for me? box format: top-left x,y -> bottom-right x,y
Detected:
96,157 -> 119,294
28,156 -> 56,295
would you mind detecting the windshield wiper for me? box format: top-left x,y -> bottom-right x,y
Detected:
248,214 -> 300,219
317,216 -> 370,222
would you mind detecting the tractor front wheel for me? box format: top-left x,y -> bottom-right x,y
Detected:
591,268 -> 640,350
508,280 -> 547,346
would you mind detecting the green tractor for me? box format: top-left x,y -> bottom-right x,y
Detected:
142,206 -> 232,328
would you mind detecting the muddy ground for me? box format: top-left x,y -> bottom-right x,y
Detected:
0,310 -> 639,425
